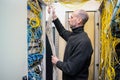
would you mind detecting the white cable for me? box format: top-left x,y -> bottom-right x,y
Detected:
46,6 -> 57,80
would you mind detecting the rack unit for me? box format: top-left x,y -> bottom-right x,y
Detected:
27,0 -> 46,80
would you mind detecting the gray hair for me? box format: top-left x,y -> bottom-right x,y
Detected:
77,10 -> 89,25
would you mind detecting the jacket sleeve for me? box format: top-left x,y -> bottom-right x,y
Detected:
53,18 -> 71,41
56,40 -> 93,76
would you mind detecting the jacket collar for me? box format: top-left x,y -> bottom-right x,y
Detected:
72,26 -> 84,33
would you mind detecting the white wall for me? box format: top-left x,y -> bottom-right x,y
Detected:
0,0 -> 27,80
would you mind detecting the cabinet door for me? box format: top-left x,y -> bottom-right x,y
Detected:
0,1 -> 27,80
85,12 -> 94,80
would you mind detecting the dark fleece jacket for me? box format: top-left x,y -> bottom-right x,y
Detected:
53,18 -> 93,80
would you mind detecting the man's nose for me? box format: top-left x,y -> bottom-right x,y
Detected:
68,18 -> 70,22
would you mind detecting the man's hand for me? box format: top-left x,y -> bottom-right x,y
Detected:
47,6 -> 57,20
51,55 -> 59,65
47,6 -> 51,14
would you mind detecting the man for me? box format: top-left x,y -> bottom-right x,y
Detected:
48,7 -> 93,80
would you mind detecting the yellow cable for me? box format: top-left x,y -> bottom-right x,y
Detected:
29,17 -> 41,28
99,0 -> 119,80
28,0 -> 41,16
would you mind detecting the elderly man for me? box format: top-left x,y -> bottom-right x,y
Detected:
48,7 -> 93,80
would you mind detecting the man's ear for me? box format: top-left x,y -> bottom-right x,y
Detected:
77,18 -> 82,24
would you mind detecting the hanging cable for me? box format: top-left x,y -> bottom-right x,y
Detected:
46,2 -> 57,80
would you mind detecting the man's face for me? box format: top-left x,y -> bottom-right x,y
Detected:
68,11 -> 81,29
